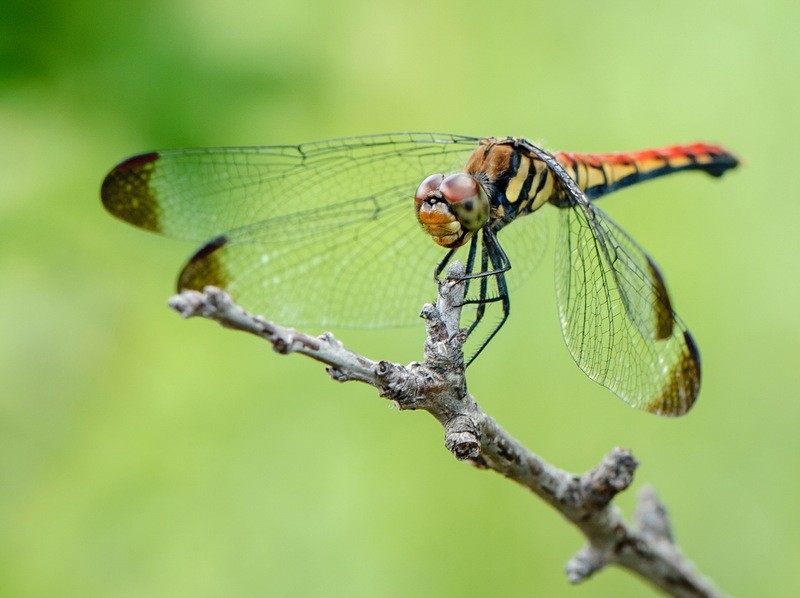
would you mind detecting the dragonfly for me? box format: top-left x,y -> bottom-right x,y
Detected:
101,133 -> 738,416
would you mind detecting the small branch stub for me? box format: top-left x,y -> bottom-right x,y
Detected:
636,486 -> 675,543
444,414 -> 480,460
580,448 -> 638,510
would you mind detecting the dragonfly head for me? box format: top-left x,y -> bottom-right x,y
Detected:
414,172 -> 490,248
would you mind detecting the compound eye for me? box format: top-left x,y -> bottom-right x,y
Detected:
440,173 -> 480,208
415,173 -> 444,203
441,173 -> 489,231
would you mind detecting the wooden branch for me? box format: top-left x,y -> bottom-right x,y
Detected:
167,264 -> 723,598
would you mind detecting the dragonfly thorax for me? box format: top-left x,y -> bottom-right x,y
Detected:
414,172 -> 490,248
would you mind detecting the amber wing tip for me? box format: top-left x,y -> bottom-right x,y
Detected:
645,330 -> 702,417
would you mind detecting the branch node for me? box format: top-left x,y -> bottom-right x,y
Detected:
168,287 -> 217,318
419,303 -> 437,322
444,415 -> 480,460
580,447 -> 638,509
326,367 -> 348,382
271,334 -> 295,355
635,486 -> 675,544
565,544 -> 610,584
421,262 -> 468,366
374,361 -> 424,408
319,331 -> 343,348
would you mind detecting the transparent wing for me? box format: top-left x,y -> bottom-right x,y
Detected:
554,201 -> 700,415
102,133 -> 483,327
180,186 -> 462,327
495,207 -> 550,294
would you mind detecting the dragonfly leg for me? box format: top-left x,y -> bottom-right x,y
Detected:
434,247 -> 459,282
429,229 -> 511,365
434,235 -> 480,297
463,235 -> 492,335
463,228 -> 511,366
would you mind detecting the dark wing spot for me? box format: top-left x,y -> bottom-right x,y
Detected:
646,256 -> 674,340
178,235 -> 230,292
647,331 -> 701,416
100,152 -> 162,232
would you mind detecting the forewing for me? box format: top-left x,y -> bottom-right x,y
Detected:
554,202 -> 700,415
101,133 -> 481,327
101,133 -> 480,240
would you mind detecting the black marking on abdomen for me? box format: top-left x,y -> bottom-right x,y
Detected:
519,160 -> 536,203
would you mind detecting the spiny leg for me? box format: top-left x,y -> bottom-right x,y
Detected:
434,246 -> 459,281
463,228 -> 511,366
430,229 -> 511,365
467,240 -> 491,335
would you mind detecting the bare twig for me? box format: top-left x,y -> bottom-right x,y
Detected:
167,264 -> 723,598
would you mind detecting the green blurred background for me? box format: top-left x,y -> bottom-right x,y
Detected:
2,0 -> 797,595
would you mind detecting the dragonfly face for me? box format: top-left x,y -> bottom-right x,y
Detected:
415,172 -> 490,248
101,133 -> 738,416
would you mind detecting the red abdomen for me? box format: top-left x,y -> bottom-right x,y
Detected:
555,143 -> 739,200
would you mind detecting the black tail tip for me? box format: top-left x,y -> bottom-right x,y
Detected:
705,154 -> 740,178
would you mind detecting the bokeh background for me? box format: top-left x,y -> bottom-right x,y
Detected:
2,0 -> 797,595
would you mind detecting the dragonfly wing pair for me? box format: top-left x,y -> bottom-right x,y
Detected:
103,134 -> 489,328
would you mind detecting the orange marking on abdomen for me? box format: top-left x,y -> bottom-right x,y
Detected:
556,143 -> 738,199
